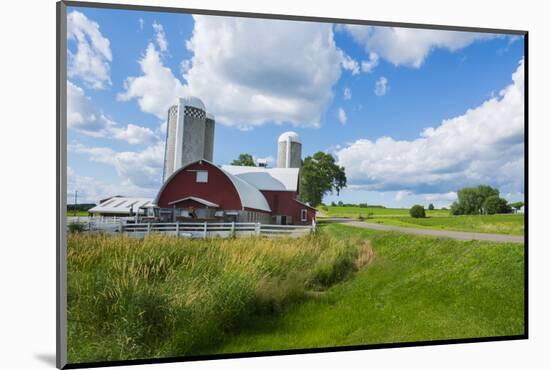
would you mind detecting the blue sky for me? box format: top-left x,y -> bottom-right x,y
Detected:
66,6 -> 525,208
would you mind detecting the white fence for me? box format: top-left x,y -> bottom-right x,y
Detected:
67,218 -> 315,238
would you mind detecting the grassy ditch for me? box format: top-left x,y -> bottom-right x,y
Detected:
67,232 -> 370,363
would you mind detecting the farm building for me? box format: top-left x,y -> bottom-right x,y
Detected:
155,159 -> 316,224
88,196 -> 155,217
86,96 -> 316,225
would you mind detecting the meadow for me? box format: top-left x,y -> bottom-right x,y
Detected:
322,206 -> 524,235
67,223 -> 524,363
67,231 -> 369,363
214,224 -> 525,353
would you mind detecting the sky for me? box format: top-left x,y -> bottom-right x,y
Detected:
66,6 -> 525,208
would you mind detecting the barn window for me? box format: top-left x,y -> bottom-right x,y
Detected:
301,209 -> 308,222
196,171 -> 208,183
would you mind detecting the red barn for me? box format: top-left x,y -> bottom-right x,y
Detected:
154,160 -> 316,225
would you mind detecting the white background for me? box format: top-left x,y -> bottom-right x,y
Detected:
0,0 -> 548,369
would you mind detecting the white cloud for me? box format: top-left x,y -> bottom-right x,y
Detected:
120,16 -> 343,129
111,124 -> 158,145
67,11 -> 112,89
337,107 -> 347,126
70,142 -> 165,190
424,192 -> 457,202
139,18 -> 144,31
152,21 -> 168,52
68,80 -> 159,145
343,87 -> 352,100
118,43 -> 186,119
341,53 -> 360,75
374,76 -> 388,96
361,52 -> 379,73
335,59 -> 524,196
67,167 -> 156,204
394,190 -> 411,201
343,25 -> 493,68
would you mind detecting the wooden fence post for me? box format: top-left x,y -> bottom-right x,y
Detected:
147,222 -> 151,235
255,222 -> 260,236
203,222 -> 207,238
175,222 -> 180,237
119,220 -> 124,233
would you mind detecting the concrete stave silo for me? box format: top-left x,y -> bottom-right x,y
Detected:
162,97 -> 216,182
204,113 -> 215,162
277,131 -> 302,168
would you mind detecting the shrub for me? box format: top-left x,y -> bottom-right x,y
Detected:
428,203 -> 435,210
483,195 -> 512,215
68,222 -> 85,233
409,205 -> 426,218
450,202 -> 464,215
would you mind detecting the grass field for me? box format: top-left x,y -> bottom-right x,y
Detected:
67,232 -> 367,363
322,206 -> 450,219
364,214 -> 524,235
322,206 -> 524,235
67,224 -> 524,362
67,210 -> 90,217
213,223 -> 525,354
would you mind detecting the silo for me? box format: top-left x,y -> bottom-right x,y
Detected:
277,131 -> 302,168
162,104 -> 178,182
175,96 -> 207,170
163,96 -> 213,182
204,113 -> 215,162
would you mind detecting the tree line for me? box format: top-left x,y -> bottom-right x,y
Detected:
450,185 -> 523,215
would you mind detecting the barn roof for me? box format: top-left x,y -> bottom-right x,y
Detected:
88,196 -> 154,214
168,196 -> 219,207
219,167 -> 272,212
221,165 -> 300,192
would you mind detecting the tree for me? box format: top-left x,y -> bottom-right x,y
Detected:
450,201 -> 464,215
455,185 -> 500,215
410,205 -> 426,218
483,195 -> 512,215
510,201 -> 524,212
300,152 -> 347,207
231,153 -> 256,166
428,203 -> 435,210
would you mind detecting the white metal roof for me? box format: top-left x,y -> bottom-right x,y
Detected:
180,96 -> 205,111
168,196 -> 219,208
221,165 -> 300,192
278,131 -> 301,143
89,196 -> 154,214
219,167 -> 272,212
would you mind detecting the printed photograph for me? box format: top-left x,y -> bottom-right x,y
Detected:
64,4 -> 526,365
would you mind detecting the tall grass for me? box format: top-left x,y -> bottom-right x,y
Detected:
67,232 -> 367,363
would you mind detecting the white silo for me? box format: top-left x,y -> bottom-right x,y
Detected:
204,112 -> 215,162
277,131 -> 302,168
162,96 -> 215,182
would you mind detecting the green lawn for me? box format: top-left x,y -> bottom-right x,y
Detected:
366,214 -> 524,235
321,206 -> 524,235
322,206 -> 450,219
67,210 -> 90,217
212,223 -> 525,354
